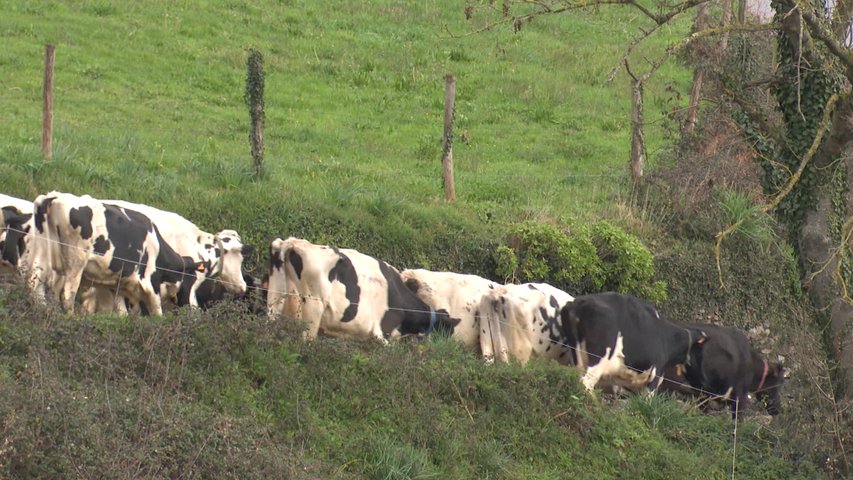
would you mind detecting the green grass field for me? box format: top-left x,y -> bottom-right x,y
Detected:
1,0 -> 690,261
0,1 -> 831,478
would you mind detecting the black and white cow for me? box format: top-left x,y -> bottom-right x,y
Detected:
0,193 -> 34,275
102,199 -> 253,309
267,237 -> 458,341
401,268 -> 500,358
679,323 -> 785,418
480,282 -> 574,365
185,272 -> 267,314
559,292 -> 707,393
27,191 -> 201,314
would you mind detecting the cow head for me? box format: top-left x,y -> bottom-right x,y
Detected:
396,308 -> 459,338
754,361 -> 785,416
202,230 -> 252,294
1,211 -> 33,273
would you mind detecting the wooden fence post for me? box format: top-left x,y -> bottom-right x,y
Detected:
245,49 -> 265,179
42,44 -> 55,161
442,74 -> 457,201
624,61 -> 645,184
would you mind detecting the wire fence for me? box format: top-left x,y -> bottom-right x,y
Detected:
5,221 -> 753,478
4,224 -> 780,402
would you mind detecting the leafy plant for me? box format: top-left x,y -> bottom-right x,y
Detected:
496,220 -> 666,301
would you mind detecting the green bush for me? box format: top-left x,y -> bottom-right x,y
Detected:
591,221 -> 667,301
495,220 -> 666,302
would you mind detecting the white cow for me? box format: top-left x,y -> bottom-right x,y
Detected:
267,237 -> 458,341
480,282 -> 575,365
27,191 -> 201,314
400,268 -> 502,359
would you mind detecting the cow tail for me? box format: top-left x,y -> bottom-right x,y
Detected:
561,304 -> 583,368
34,194 -> 61,272
279,239 -> 302,318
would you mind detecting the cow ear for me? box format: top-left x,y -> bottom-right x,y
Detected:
196,262 -> 206,273
241,244 -> 254,256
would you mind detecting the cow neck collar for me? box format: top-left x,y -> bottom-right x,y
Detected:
756,359 -> 769,392
423,308 -> 437,335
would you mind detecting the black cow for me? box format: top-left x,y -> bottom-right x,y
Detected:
559,292 -> 707,394
180,272 -> 267,313
680,323 -> 785,418
267,237 -> 459,341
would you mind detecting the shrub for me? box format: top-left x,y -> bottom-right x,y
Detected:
591,221 -> 667,301
495,220 -> 666,302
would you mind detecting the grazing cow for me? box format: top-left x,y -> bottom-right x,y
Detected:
0,194 -> 34,275
1,201 -> 59,297
480,282 -> 575,365
559,292 -> 707,394
680,323 -> 785,418
185,272 -> 267,313
104,200 -> 252,308
27,191 -> 202,314
267,237 -> 458,341
400,268 -> 500,358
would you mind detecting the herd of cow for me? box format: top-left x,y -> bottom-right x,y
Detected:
0,191 -> 785,419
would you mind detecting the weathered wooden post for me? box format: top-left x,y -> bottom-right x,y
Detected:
442,74 -> 457,201
42,44 -> 55,161
245,48 -> 265,179
625,61 -> 645,184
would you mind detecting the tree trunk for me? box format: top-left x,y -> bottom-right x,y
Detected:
684,4 -> 709,134
630,77 -> 645,182
799,98 -> 853,398
720,0 -> 733,50
684,69 -> 705,134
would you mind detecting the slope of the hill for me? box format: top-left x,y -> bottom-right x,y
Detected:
0,289 -> 824,479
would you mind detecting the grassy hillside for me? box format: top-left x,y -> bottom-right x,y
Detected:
0,1 -> 835,478
0,290 -> 823,479
0,0 -> 691,270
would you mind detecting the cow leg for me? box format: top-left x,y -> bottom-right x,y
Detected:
729,390 -> 748,420
300,295 -> 325,340
493,309 -> 509,364
582,365 -> 605,392
186,275 -> 205,308
140,282 -> 163,316
59,257 -> 89,313
482,295 -> 510,363
25,264 -> 51,305
580,343 -> 615,391
477,310 -> 496,364
80,286 -> 120,314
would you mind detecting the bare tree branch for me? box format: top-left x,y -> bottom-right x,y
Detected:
454,0 -> 710,38
637,21 -> 781,83
722,86 -> 788,154
798,1 -> 853,79
607,22 -> 666,82
831,0 -> 853,40
715,92 -> 845,288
